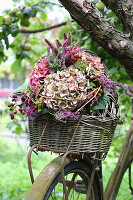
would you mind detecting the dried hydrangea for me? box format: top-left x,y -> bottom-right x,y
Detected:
10,34 -> 121,122
29,56 -> 51,88
42,66 -> 87,111
73,52 -> 104,74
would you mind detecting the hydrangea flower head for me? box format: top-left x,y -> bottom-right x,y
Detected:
29,56 -> 51,88
42,66 -> 87,111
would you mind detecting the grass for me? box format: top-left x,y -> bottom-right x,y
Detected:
0,137 -> 56,200
0,136 -> 133,200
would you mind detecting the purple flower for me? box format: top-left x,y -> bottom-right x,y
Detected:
55,110 -> 79,123
95,75 -> 119,94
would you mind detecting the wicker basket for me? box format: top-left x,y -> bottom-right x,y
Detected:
28,93 -> 121,159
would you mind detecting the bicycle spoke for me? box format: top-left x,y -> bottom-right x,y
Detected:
48,167 -> 96,200
76,192 -> 80,200
54,188 -> 56,200
50,193 -> 54,200
68,173 -> 77,195
73,188 -> 75,200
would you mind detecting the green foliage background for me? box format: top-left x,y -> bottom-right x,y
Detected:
0,0 -> 133,199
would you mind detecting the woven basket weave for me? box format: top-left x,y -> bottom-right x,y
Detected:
28,93 -> 121,159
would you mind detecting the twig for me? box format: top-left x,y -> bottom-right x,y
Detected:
118,83 -> 133,97
32,1 -> 63,8
20,22 -> 67,34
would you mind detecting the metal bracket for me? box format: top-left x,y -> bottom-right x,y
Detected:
28,145 -> 38,184
60,151 -> 80,200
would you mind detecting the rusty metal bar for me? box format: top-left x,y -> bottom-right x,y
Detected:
60,151 -> 80,200
86,159 -> 98,200
59,117 -> 81,199
36,119 -> 49,151
28,145 -> 38,184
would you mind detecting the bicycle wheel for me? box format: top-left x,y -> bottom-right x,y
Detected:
25,156 -> 101,200
44,160 -> 99,200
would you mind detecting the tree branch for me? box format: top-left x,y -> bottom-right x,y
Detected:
33,1 -> 63,8
102,0 -> 133,40
20,21 -> 67,34
59,0 -> 133,81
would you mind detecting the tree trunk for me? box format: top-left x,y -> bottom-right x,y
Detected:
59,0 -> 133,81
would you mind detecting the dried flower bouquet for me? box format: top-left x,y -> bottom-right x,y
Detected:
8,33 -> 120,122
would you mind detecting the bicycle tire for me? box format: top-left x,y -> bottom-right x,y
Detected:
44,160 -> 99,200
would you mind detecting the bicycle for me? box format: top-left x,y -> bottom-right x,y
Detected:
25,84 -> 133,200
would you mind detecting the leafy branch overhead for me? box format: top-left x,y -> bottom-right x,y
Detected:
58,0 -> 133,81
0,0 -> 133,83
0,1 -> 66,65
20,21 -> 67,34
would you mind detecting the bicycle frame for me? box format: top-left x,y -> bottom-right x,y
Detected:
26,84 -> 133,200
26,150 -> 103,200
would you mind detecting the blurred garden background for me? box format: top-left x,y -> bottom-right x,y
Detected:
0,0 -> 133,199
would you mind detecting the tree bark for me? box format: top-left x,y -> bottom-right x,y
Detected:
102,0 -> 133,39
59,0 -> 133,81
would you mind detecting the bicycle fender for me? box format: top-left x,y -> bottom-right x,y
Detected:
25,155 -> 71,200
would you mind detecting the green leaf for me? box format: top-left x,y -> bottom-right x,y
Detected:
107,11 -> 115,18
11,59 -> 21,72
91,93 -> 109,111
91,100 -> 106,110
28,23 -> 44,30
10,36 -> 22,47
42,107 -> 50,114
4,101 -> 11,106
0,40 -> 4,52
10,24 -> 20,37
15,126 -> 23,135
4,35 -> 9,49
13,82 -> 30,94
103,94 -> 109,102
0,16 -> 3,25
22,51 -> 30,58
88,82 -> 95,89
82,36 -> 88,41
30,49 -> 40,56
21,17 -> 30,27
41,11 -> 47,21
16,101 -> 23,106
0,52 -> 7,63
